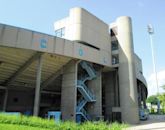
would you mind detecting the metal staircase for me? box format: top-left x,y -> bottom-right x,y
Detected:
76,61 -> 97,122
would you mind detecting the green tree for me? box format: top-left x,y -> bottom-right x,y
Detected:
158,94 -> 165,113
161,84 -> 165,90
146,95 -> 158,105
158,85 -> 165,113
146,95 -> 159,113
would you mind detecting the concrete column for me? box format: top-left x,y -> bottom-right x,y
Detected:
33,56 -> 42,116
142,87 -> 147,108
114,70 -> 120,107
117,16 -> 139,124
104,71 -> 115,121
138,85 -> 142,108
61,60 -> 77,121
88,70 -> 102,120
3,89 -> 8,111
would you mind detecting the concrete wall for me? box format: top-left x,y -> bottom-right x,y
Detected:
54,7 -> 111,51
137,82 -> 147,108
61,60 -> 78,121
0,23 -> 111,67
102,70 -> 120,121
6,89 -> 34,112
0,88 -> 61,115
117,16 -> 139,124
54,7 -> 111,66
103,72 -> 115,121
87,70 -> 102,119
134,54 -> 148,107
134,54 -> 147,87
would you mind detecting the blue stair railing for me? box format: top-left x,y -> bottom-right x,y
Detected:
80,61 -> 96,80
76,61 -> 97,122
76,97 -> 87,112
77,80 -> 96,101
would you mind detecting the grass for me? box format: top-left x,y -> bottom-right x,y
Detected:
0,123 -> 50,130
0,113 -> 56,129
0,113 -> 128,130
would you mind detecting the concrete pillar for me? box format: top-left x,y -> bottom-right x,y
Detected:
142,87 -> 147,108
104,71 -> 115,121
138,85 -> 142,108
3,89 -> 8,111
88,70 -> 102,120
33,56 -> 42,116
61,60 -> 77,121
117,16 -> 139,124
114,70 -> 120,107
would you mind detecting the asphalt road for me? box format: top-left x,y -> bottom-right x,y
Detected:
126,115 -> 165,130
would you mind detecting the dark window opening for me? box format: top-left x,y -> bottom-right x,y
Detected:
140,71 -> 143,74
110,27 -> 118,36
76,41 -> 100,50
13,97 -> 18,103
55,27 -> 65,38
111,41 -> 119,51
112,112 -> 121,123
112,55 -> 119,65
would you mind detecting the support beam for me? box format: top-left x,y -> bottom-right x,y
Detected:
3,89 -> 8,111
3,52 -> 43,86
0,86 -> 7,90
137,85 -> 140,107
41,90 -> 61,95
142,86 -> 147,108
41,60 -> 73,89
33,55 -> 42,116
115,70 -> 119,106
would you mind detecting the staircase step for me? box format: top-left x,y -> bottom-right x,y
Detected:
77,85 -> 96,102
76,61 -> 97,122
77,98 -> 87,112
76,108 -> 90,121
80,61 -> 96,79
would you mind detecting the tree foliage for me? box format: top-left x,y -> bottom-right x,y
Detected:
147,85 -> 165,113
146,95 -> 158,105
161,84 -> 165,90
158,93 -> 165,113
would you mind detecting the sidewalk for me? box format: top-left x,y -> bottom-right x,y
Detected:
126,115 -> 165,130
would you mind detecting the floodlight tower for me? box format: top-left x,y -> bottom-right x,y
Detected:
147,24 -> 160,113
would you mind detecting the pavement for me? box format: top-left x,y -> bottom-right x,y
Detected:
126,115 -> 165,130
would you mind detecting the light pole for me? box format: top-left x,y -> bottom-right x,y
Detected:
147,24 -> 160,113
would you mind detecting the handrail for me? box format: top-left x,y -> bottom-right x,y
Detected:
76,61 -> 97,121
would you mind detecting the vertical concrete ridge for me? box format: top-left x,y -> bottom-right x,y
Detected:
61,60 -> 78,121
117,16 -> 139,124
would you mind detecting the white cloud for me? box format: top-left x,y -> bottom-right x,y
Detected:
147,70 -> 165,96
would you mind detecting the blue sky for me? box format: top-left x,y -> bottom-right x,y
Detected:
0,0 -> 164,96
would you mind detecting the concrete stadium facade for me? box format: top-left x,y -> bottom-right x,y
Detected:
0,7 -> 147,124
